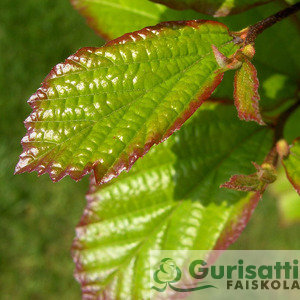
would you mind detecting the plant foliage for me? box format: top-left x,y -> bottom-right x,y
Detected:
15,0 -> 300,298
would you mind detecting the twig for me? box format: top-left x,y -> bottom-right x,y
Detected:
245,2 -> 300,44
274,98 -> 300,142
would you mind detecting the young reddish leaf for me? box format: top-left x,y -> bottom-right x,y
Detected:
72,103 -> 273,299
150,0 -> 272,17
277,138 -> 300,194
212,44 -> 243,70
221,162 -> 276,192
212,45 -> 230,69
211,2 -> 300,114
234,59 -> 265,125
221,173 -> 261,192
15,20 -> 240,184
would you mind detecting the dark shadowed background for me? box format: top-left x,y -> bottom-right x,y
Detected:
0,0 -> 299,299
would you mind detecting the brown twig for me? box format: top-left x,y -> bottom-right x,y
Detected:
245,2 -> 300,44
274,98 -> 300,142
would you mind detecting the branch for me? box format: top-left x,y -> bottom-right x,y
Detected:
274,98 -> 300,142
245,2 -> 300,44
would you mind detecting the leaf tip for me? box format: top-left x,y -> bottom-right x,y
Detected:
14,162 -> 23,175
235,107 -> 265,126
212,45 -> 228,69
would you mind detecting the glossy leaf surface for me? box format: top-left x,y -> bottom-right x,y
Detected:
234,60 -> 264,125
72,1 -> 299,110
214,3 -> 300,112
15,21 -> 240,183
72,1 -> 300,114
150,0 -> 272,17
72,103 -> 273,299
71,0 -> 200,39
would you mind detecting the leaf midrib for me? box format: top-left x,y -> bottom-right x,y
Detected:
27,42 -> 234,170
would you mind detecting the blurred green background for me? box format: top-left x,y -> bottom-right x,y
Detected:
0,0 -> 299,299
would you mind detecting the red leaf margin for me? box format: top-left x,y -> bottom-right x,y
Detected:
72,175 -> 263,298
214,191 -> 261,250
15,20 -> 230,184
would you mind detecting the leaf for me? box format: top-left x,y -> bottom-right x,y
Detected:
278,138 -> 300,194
72,1 -> 299,113
213,3 -> 300,111
72,103 -> 273,299
212,43 -> 266,125
234,59 -> 264,125
211,44 -> 242,70
278,191 -> 300,226
270,167 -> 300,227
150,0 -> 272,17
284,106 -> 300,143
221,162 -> 276,192
15,20 -> 240,184
71,0 -> 200,39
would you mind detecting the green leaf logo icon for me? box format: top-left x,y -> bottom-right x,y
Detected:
152,257 -> 217,293
155,258 -> 182,283
152,258 -> 181,292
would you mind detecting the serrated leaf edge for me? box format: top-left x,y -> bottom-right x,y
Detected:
15,20 -> 229,184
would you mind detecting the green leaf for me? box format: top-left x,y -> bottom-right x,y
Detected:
15,20 -> 240,183
72,103 -> 273,299
150,0 -> 272,17
285,0 -> 299,4
271,168 -> 300,227
213,3 -> 300,111
280,138 -> 300,195
284,106 -> 300,144
279,192 -> 300,226
72,1 -> 299,114
234,59 -> 264,125
71,0 -> 200,39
